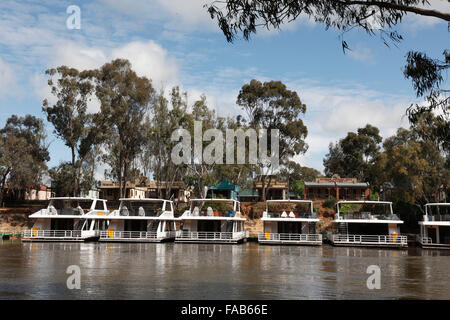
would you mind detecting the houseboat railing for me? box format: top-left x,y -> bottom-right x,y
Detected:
332,234 -> 407,245
99,230 -> 176,239
264,212 -> 318,219
177,230 -> 247,240
422,214 -> 450,222
22,230 -> 83,239
416,235 -> 433,244
258,233 -> 322,242
337,213 -> 400,220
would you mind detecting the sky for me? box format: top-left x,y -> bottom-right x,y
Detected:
0,0 -> 449,178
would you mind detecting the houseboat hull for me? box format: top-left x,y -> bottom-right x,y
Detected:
418,222 -> 450,249
258,233 -> 322,246
21,230 -> 99,242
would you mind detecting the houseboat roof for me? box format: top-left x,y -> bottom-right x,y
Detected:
190,198 -> 239,203
266,199 -> 313,204
119,198 -> 173,203
49,197 -> 103,201
337,200 -> 392,205
425,203 -> 450,207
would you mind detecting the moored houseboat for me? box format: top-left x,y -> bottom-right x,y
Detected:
418,203 -> 450,249
329,201 -> 407,248
22,197 -> 108,242
176,198 -> 247,244
258,200 -> 322,245
98,198 -> 178,242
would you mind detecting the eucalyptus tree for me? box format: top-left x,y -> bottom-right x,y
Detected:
43,66 -> 96,195
206,0 -> 449,150
236,79 -> 308,201
94,59 -> 154,198
0,115 -> 49,205
183,94 -> 224,198
144,87 -> 189,199
323,124 -> 382,185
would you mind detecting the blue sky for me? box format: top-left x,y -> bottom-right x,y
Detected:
0,0 -> 449,177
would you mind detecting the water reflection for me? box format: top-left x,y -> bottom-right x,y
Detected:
0,241 -> 449,299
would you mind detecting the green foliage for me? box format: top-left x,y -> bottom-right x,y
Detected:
323,124 -> 382,187
0,115 -> 49,205
292,180 -> 304,199
94,59 -> 154,198
323,197 -> 337,209
339,204 -> 361,215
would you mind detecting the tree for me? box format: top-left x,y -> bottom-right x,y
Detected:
292,180 -> 305,199
0,115 -> 49,205
206,1 -> 449,44
404,50 -> 449,154
94,59 -> 154,198
206,1 -> 449,155
382,126 -> 449,206
278,160 -> 320,186
43,66 -> 96,196
237,79 -> 308,201
323,124 -> 382,185
184,94 -> 224,198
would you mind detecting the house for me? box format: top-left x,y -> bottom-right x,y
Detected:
99,181 -> 147,201
254,177 -> 289,200
304,174 -> 370,201
239,189 -> 259,202
206,179 -> 239,200
4,184 -> 54,201
24,185 -> 54,200
147,180 -> 190,202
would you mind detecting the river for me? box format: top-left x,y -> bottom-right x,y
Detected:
0,241 -> 449,299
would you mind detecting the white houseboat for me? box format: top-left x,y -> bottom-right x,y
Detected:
98,198 -> 178,242
22,197 -> 108,242
176,198 -> 247,244
418,203 -> 450,249
258,200 -> 322,245
330,201 -> 407,248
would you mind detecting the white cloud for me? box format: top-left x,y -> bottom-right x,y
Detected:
0,58 -> 18,97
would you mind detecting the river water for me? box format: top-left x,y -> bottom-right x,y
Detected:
0,241 -> 449,299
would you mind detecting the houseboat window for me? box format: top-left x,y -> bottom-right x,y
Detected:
124,220 -> 147,231
95,201 -> 104,210
51,218 -> 74,230
278,222 -> 302,234
198,220 -> 221,232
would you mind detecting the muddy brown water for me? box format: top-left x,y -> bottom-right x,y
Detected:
0,241 -> 449,299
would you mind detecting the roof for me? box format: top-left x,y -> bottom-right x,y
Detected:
208,179 -> 239,191
190,198 -> 239,203
337,200 -> 392,205
425,203 -> 450,207
266,199 -> 313,204
119,198 -> 173,203
49,197 -> 104,201
304,181 -> 369,188
240,189 -> 259,197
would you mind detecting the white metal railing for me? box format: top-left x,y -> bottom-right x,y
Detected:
416,235 -> 433,244
177,230 -> 247,240
332,234 -> 407,245
258,232 -> 322,242
100,231 -> 156,239
22,230 -> 82,239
